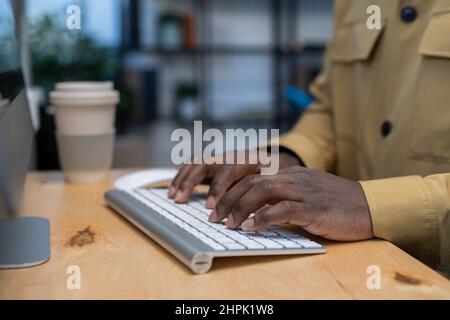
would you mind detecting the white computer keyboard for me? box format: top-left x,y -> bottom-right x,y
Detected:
130,188 -> 323,251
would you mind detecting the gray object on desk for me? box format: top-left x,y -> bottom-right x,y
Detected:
0,0 -> 50,269
0,217 -> 50,268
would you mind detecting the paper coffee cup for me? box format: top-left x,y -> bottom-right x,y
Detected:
50,81 -> 119,183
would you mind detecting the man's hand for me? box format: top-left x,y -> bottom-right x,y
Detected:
210,166 -> 374,241
169,150 -> 301,208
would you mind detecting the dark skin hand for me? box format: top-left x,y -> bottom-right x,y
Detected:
211,166 -> 374,241
169,150 -> 301,208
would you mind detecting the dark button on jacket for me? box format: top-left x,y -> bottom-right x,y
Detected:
401,6 -> 417,23
381,121 -> 392,137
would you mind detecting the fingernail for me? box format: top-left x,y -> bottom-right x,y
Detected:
205,196 -> 216,209
242,218 -> 256,231
208,209 -> 218,222
174,191 -> 184,203
168,186 -> 176,198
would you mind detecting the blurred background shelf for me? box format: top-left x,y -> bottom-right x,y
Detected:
122,0 -> 330,129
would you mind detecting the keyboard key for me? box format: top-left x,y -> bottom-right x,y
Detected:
272,238 -> 303,248
211,224 -> 228,232
254,239 -> 283,249
197,225 -> 214,231
208,243 -> 226,250
240,240 -> 265,249
224,243 -> 245,250
228,235 -> 250,241
298,241 -> 322,249
150,188 -> 170,197
189,202 -> 211,214
215,237 -> 236,244
207,232 -> 225,238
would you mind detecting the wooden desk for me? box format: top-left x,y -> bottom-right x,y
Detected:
0,171 -> 449,300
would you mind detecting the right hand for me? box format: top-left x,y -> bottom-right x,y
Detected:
168,150 -> 301,209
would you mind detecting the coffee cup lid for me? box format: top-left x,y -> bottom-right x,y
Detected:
50,90 -> 119,107
55,81 -> 114,92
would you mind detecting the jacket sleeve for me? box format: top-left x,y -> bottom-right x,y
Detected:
277,48 -> 337,173
360,174 -> 450,274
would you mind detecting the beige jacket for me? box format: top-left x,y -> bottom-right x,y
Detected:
279,0 -> 450,274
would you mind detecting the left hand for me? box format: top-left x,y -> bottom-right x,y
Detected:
209,166 -> 374,241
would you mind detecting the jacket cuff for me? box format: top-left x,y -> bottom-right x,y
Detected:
276,132 -> 330,171
359,176 -> 439,268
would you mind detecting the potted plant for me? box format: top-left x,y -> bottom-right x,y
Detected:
175,82 -> 199,121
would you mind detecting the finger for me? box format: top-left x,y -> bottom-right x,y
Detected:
174,165 -> 209,203
169,165 -> 192,198
226,179 -> 300,229
206,165 -> 255,209
211,174 -> 264,223
242,201 -> 306,230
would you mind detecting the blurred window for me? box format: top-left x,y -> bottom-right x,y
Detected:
26,0 -> 121,47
